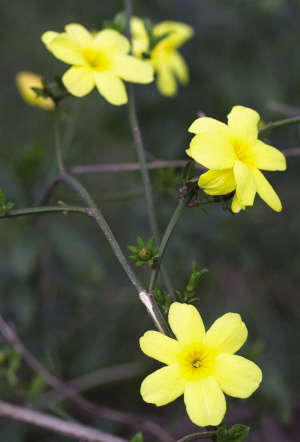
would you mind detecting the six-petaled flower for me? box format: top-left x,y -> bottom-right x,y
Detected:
41,24 -> 154,105
186,106 -> 286,213
140,302 -> 262,427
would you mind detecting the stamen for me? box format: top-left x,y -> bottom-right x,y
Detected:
192,359 -> 202,368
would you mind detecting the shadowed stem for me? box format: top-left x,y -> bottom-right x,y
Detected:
149,192 -> 194,292
124,0 -> 175,300
53,109 -> 65,174
176,431 -> 217,442
0,399 -> 128,442
258,115 -> 300,138
0,205 -> 88,218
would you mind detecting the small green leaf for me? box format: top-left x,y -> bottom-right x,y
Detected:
182,161 -> 195,184
0,188 -> 5,206
131,433 -> 143,442
129,256 -> 140,260
152,247 -> 159,256
217,428 -> 228,442
227,424 -> 250,442
146,237 -> 154,249
5,202 -> 14,211
136,260 -> 145,266
127,245 -> 139,253
137,236 -> 145,248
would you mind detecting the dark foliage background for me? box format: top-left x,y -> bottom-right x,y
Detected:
0,0 -> 300,441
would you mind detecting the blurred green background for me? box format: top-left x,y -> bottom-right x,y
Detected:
1,0 -> 300,441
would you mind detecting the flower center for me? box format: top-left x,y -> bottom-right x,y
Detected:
82,48 -> 110,71
178,345 -> 215,381
192,359 -> 202,368
234,139 -> 249,162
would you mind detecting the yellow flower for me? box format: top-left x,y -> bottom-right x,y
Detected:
131,18 -> 194,97
140,302 -> 262,427
41,24 -> 154,105
186,106 -> 287,213
16,71 -> 55,111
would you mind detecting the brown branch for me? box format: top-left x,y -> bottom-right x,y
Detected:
70,147 -> 300,175
0,315 -> 174,442
0,399 -> 127,442
71,160 -> 205,174
281,148 -> 300,156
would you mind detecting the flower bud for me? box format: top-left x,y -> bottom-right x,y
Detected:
137,247 -> 152,261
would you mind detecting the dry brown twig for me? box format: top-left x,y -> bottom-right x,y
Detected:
0,314 -> 175,442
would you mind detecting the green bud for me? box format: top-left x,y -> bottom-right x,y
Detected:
137,247 -> 152,261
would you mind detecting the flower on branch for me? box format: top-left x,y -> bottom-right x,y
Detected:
131,18 -> 194,97
16,72 -> 55,111
41,24 -> 154,105
140,302 -> 262,427
186,106 -> 287,212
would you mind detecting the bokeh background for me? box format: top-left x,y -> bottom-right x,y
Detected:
1,0 -> 300,441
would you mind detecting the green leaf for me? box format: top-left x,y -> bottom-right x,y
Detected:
137,236 -> 145,249
146,237 -> 154,249
129,256 -> 140,260
227,424 -> 250,442
127,245 -> 139,253
182,161 -> 195,184
0,188 -> 5,206
217,428 -> 228,442
136,260 -> 145,266
152,247 -> 159,256
131,433 -> 143,442
5,202 -> 14,211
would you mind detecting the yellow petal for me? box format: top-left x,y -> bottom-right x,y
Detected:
156,65 -> 178,97
188,133 -> 237,170
231,192 -> 245,213
169,52 -> 189,85
248,165 -> 282,212
141,364 -> 186,406
212,354 -> 262,398
94,72 -> 127,105
184,377 -> 226,426
248,140 -> 286,171
140,330 -> 182,365
93,29 -> 130,55
188,117 -> 235,146
131,17 -> 149,58
233,161 -> 256,205
41,31 -> 59,46
168,303 -> 205,349
65,24 -> 93,47
16,71 -> 55,111
153,21 -> 194,48
198,170 -> 236,195
227,106 -> 260,147
62,66 -> 95,97
203,313 -> 248,355
46,33 -> 85,65
110,55 -> 154,84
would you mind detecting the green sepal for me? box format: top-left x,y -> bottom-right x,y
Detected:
129,256 -> 140,261
136,260 -> 146,266
217,424 -> 250,442
182,160 -> 195,184
227,425 -> 250,442
152,247 -> 159,256
146,237 -> 154,249
131,433 -> 143,442
137,236 -> 145,248
147,258 -> 154,265
127,245 -> 139,253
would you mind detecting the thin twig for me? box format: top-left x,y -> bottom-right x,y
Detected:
0,399 -> 127,442
38,362 -> 143,405
0,205 -> 88,219
176,430 -> 217,442
0,315 -> 174,442
71,160 -> 205,174
258,115 -> 300,138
